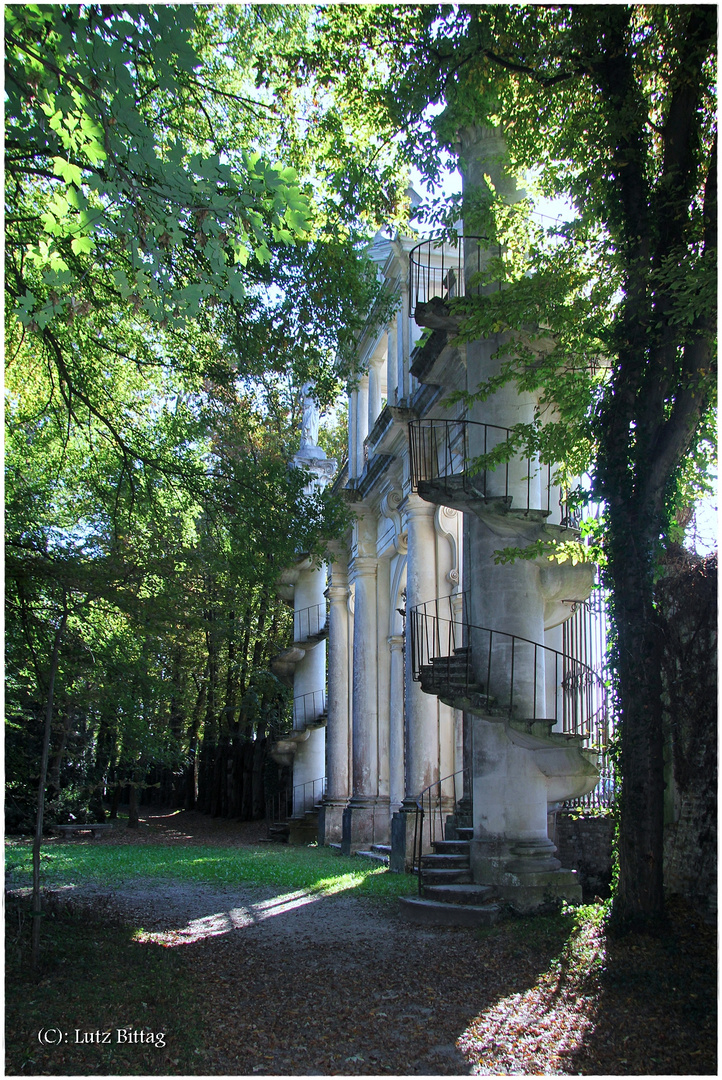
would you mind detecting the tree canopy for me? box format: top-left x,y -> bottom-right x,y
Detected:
4,3 -> 400,850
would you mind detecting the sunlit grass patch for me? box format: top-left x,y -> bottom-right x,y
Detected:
5,839 -> 412,899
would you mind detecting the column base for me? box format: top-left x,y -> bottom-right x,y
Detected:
341,797 -> 390,855
471,835 -> 582,913
318,799 -> 347,846
390,808 -> 417,873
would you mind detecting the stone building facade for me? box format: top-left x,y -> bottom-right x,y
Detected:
277,126 -> 608,914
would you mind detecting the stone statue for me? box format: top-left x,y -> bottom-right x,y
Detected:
300,383 -> 319,449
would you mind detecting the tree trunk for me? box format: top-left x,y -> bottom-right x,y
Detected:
607,511 -> 666,929
32,594 -> 68,970
47,705 -> 73,798
127,770 -> 141,828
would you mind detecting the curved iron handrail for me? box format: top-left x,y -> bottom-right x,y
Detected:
408,234 -> 492,314
411,767 -> 470,896
265,775 -> 327,836
409,595 -> 608,739
293,689 -> 327,731
293,602 -> 329,645
408,417 -> 577,522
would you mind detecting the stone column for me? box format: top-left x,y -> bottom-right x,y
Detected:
391,494 -> 440,869
388,634 -> 405,814
342,553 -> 389,851
355,376 -> 369,473
403,494 -> 440,800
290,562 -> 327,818
396,300 -> 408,402
386,329 -> 397,404
320,557 -> 350,844
368,358 -> 383,432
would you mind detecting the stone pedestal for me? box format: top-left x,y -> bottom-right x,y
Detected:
341,797 -> 390,854
318,801 -> 346,846
469,716 -> 596,911
390,808 -> 417,872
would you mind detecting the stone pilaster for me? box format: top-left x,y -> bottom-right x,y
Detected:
320,557 -> 350,844
388,634 -> 405,813
342,552 -> 389,851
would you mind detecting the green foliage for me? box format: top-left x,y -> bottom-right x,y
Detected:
5,4 -> 405,830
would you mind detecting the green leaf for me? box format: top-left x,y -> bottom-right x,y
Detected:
52,157 -> 83,186
71,235 -> 94,255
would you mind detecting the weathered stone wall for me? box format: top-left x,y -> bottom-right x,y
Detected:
554,813 -> 614,900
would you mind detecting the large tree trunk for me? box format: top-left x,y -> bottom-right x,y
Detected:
32,595 -> 68,970
607,515 -> 666,928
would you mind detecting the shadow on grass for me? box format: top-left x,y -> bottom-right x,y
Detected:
5,896 -> 205,1076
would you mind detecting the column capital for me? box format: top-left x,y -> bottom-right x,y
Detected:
401,491 -> 436,520
387,635 -> 404,651
326,584 -> 349,603
350,554 -> 378,579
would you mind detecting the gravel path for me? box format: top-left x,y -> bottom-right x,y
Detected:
9,809 -> 714,1075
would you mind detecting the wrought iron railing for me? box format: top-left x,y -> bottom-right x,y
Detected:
412,768 -> 469,895
409,595 -> 608,739
293,602 -> 329,644
408,234 -> 493,315
265,776 -> 327,833
409,418 -> 577,522
293,689 -> 326,731
562,591 -> 615,808
292,776 -> 326,817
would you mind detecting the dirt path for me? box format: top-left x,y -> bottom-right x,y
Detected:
10,809 -> 715,1076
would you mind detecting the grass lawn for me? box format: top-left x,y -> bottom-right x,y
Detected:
6,901 -> 204,1075
5,838 -> 413,898
5,839 -> 411,1075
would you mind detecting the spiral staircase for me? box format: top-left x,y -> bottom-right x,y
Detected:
400,234 -> 603,917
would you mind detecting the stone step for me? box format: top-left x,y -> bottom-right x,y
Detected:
433,839 -> 470,855
456,827 -> 474,841
371,844 -> 391,855
422,882 -> 496,905
420,867 -> 473,885
355,849 -> 389,866
420,672 -> 485,694
429,661 -> 474,678
420,853 -> 470,870
399,896 -> 501,927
